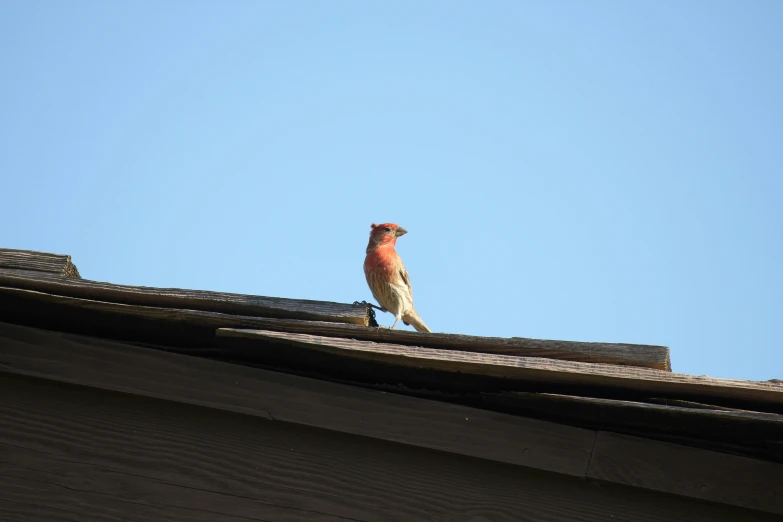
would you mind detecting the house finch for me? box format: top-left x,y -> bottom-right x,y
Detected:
364,223 -> 431,333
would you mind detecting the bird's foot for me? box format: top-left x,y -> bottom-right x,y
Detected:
353,300 -> 386,312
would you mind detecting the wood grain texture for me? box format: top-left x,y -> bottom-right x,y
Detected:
217,329 -> 783,412
586,431 -> 783,515
0,321 -> 595,476
0,249 -> 80,278
0,285 -> 671,370
1,374 -> 778,522
0,476 -> 255,522
0,280 -> 671,369
482,392 -> 783,463
0,286 -> 778,414
1,290 -> 778,459
0,269 -> 369,325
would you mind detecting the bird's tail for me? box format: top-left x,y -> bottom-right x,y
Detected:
402,309 -> 431,333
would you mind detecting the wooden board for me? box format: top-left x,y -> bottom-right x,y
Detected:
0,320 -> 595,477
1,322 -> 781,515
217,329 -> 783,413
0,249 -> 80,278
0,269 -> 369,325
587,431 -> 783,515
0,284 -> 670,369
482,392 -> 783,463
2,374 -> 777,522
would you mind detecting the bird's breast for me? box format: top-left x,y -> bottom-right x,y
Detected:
364,250 -> 400,276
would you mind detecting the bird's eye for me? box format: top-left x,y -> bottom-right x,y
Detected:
384,227 -> 391,232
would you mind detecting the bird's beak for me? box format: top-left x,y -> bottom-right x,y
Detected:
395,227 -> 408,237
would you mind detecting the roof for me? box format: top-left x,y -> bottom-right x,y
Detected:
1,247 -> 782,516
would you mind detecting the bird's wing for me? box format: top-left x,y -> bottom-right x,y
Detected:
398,262 -> 414,300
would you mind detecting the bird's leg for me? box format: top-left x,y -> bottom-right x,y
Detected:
390,316 -> 400,329
355,300 -> 386,313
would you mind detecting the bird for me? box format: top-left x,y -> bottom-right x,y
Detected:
364,223 -> 431,333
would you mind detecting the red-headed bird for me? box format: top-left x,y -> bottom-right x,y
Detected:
364,223 -> 431,332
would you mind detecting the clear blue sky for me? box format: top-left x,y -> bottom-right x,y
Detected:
2,1 -> 781,381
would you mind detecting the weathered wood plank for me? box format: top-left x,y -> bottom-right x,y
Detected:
0,286 -> 778,412
0,249 -> 80,278
587,431 -> 783,515
0,476 -> 254,522
482,392 -> 783,463
0,450 -> 368,522
217,329 -> 783,413
0,268 -> 369,325
503,336 -> 669,371
0,284 -> 669,370
0,321 -> 596,476
1,374 -> 778,522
